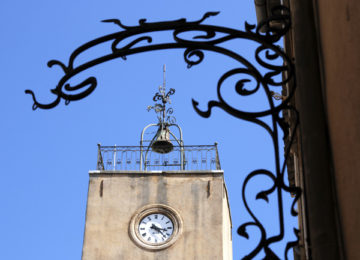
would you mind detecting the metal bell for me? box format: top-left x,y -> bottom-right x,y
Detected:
151,126 -> 173,154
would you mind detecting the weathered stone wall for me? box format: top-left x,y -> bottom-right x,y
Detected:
222,186 -> 232,260
82,171 -> 232,260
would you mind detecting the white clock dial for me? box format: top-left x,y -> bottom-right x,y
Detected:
130,204 -> 182,251
138,213 -> 174,244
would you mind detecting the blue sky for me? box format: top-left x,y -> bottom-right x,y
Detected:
0,0 -> 297,259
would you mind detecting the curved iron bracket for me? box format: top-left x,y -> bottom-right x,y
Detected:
25,6 -> 301,259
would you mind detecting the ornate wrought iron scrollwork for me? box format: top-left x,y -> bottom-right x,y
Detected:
148,84 -> 176,124
25,6 -> 300,259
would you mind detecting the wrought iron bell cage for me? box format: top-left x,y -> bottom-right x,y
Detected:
140,122 -> 185,171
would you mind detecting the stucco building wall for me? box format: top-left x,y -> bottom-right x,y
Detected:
284,0 -> 360,259
315,1 -> 360,259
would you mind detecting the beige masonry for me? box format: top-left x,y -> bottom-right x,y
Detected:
82,170 -> 232,260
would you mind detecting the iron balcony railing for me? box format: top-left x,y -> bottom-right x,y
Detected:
96,144 -> 221,171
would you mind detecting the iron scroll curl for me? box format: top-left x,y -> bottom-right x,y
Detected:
25,6 -> 300,259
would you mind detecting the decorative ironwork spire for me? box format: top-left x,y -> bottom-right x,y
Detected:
147,65 -> 176,125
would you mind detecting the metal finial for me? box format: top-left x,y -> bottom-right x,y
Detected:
147,65 -> 176,124
163,64 -> 166,92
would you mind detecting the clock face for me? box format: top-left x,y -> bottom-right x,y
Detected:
129,204 -> 182,251
138,213 -> 174,244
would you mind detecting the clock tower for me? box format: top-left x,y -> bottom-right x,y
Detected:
81,69 -> 232,259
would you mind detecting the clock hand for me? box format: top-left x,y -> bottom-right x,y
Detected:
158,229 -> 166,237
150,224 -> 158,230
150,224 -> 165,236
